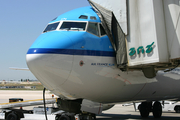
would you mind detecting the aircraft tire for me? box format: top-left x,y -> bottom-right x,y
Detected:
59,115 -> 71,120
153,101 -> 162,118
174,105 -> 180,113
92,114 -> 96,120
6,112 -> 20,120
139,102 -> 150,118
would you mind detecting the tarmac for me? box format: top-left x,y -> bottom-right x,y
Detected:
0,90 -> 180,120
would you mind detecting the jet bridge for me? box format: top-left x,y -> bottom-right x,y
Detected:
88,0 -> 180,78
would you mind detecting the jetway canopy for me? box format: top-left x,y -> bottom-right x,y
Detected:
88,0 -> 128,35
88,0 -> 180,75
88,0 -> 128,67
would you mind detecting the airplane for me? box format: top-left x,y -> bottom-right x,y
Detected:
26,6 -> 180,120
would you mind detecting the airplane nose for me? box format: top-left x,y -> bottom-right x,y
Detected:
26,32 -> 74,90
28,31 -> 74,49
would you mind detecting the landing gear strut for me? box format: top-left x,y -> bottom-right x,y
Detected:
139,101 -> 162,118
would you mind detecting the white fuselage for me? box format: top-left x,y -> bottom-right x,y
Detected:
26,53 -> 180,104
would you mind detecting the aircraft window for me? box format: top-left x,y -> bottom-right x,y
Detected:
43,22 -> 59,33
60,22 -> 86,31
100,24 -> 106,36
79,15 -> 88,19
90,16 -> 97,20
87,23 -> 99,36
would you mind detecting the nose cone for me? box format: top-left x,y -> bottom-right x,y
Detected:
26,31 -> 74,90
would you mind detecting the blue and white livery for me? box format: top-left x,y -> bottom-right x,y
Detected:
26,6 -> 180,119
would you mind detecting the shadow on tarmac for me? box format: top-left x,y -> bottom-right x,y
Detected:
0,113 -> 180,120
97,113 -> 180,120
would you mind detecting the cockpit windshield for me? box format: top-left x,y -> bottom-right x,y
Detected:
60,22 -> 86,31
43,22 -> 59,33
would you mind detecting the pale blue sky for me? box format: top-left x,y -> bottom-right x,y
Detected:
0,0 -> 90,81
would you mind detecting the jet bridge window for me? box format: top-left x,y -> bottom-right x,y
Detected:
60,22 -> 86,31
43,22 -> 59,33
87,22 -> 99,36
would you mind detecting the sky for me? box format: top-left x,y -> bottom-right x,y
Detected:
0,0 -> 90,81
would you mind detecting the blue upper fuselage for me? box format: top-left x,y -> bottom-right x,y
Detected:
27,6 -> 115,57
50,6 -> 101,23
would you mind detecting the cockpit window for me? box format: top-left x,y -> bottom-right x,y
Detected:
90,16 -> 97,20
60,22 -> 86,31
100,24 -> 106,36
43,22 -> 59,33
79,15 -> 88,19
87,22 -> 99,36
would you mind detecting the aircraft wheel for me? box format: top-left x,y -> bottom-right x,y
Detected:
92,114 -> 96,120
139,102 -> 150,118
58,115 -> 70,120
6,112 -> 20,120
153,101 -> 162,118
138,104 -> 141,110
174,105 -> 180,113
78,113 -> 96,120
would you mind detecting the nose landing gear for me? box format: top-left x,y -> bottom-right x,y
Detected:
55,113 -> 96,120
139,101 -> 162,118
